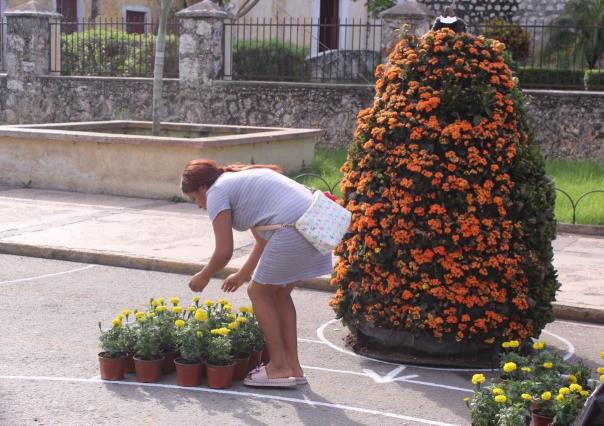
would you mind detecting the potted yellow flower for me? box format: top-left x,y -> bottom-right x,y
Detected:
98,317 -> 127,380
174,318 -> 206,387
228,317 -> 255,381
151,297 -> 180,374
205,328 -> 235,389
238,306 -> 264,371
132,312 -> 164,383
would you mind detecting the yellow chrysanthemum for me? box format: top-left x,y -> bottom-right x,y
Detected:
228,322 -> 238,330
492,388 -> 505,395
137,317 -> 146,323
211,327 -> 230,336
521,393 -> 532,401
171,297 -> 180,306
194,309 -> 208,322
156,305 -> 167,313
226,314 -> 236,320
196,331 -> 204,337
147,312 -> 156,319
158,297 -> 165,304
559,387 -> 570,396
600,351 -> 604,359
111,318 -> 122,328
135,311 -> 145,319
224,304 -> 233,312
471,374 -> 486,385
508,340 -> 520,348
568,375 -> 577,384
192,296 -> 200,303
122,309 -> 132,317
239,306 -> 249,313
533,341 -> 546,350
463,397 -> 470,402
172,306 -> 183,314
600,374 -> 604,382
219,298 -> 229,305
237,317 -> 248,323
247,305 -> 254,314
597,367 -> 604,374
569,384 -> 582,393
556,394 -> 565,401
151,300 -> 160,307
543,362 -> 554,369
521,367 -> 532,373
541,392 -> 552,401
580,391 -> 589,397
494,395 -> 507,403
175,319 -> 186,328
188,305 -> 196,313
204,300 -> 215,307
503,362 -> 517,373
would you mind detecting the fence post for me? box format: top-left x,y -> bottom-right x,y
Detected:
379,1 -> 434,62
176,0 -> 235,87
4,0 -> 60,123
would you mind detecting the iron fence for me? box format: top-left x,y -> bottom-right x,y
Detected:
0,21 -> 5,73
224,18 -> 383,83
468,21 -> 604,89
49,19 -> 180,78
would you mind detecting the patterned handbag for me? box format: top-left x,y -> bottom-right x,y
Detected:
253,191 -> 352,255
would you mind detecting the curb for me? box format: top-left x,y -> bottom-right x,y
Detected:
557,223 -> 604,237
1,241 -> 603,325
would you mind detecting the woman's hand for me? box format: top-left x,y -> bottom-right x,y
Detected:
189,270 -> 211,292
221,271 -> 249,293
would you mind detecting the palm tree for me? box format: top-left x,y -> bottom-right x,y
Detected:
546,0 -> 604,69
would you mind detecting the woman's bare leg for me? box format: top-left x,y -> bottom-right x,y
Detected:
247,281 -> 293,378
274,283 -> 303,378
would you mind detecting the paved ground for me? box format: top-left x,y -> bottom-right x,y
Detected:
0,186 -> 603,319
1,254 -> 604,426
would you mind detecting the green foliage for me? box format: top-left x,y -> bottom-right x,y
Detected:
206,336 -> 233,366
228,321 -> 255,357
517,68 -> 584,88
483,18 -> 530,61
495,404 -> 529,426
61,29 -> 178,77
133,318 -> 163,360
547,0 -> 604,68
98,322 -> 126,358
176,321 -> 207,362
232,39 -> 309,81
585,69 -> 604,90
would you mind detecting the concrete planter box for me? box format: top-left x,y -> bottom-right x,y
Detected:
0,121 -> 320,199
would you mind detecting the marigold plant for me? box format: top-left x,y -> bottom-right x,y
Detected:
330,28 -> 558,346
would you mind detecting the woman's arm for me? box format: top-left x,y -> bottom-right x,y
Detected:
222,228 -> 267,292
189,210 -> 234,292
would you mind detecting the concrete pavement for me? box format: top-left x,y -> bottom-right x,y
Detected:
1,185 -> 603,322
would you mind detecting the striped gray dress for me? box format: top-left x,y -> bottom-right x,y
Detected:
206,169 -> 333,285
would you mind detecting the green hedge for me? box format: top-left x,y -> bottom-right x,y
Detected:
517,67 -> 585,89
232,39 -> 309,81
585,69 -> 604,91
61,30 -> 178,77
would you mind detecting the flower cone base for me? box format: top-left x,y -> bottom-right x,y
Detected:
351,325 -> 498,369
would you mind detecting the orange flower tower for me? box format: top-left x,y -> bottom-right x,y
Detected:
331,28 -> 558,361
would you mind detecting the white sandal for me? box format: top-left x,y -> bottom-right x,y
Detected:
243,365 -> 297,388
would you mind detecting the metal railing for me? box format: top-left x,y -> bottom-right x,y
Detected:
224,18 -> 383,83
49,19 -> 179,78
0,21 -> 5,73
468,22 -> 604,89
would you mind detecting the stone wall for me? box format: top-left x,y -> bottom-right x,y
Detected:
416,0 -> 569,24
1,72 -> 602,159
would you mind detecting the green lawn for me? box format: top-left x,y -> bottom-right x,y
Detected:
295,148 -> 604,226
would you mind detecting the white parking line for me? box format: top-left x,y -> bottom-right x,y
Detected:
0,265 -> 96,285
297,338 -> 325,344
541,330 -> 576,361
0,375 -> 461,426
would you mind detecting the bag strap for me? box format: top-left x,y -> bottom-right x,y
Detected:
253,223 -> 295,232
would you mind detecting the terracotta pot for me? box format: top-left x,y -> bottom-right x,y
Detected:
531,411 -> 553,426
161,351 -> 179,374
124,353 -> 135,374
233,356 -> 250,381
206,363 -> 235,389
134,357 -> 164,383
261,347 -> 270,365
174,359 -> 203,387
248,350 -> 263,371
98,353 -> 125,380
